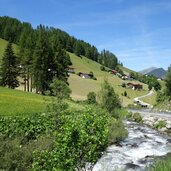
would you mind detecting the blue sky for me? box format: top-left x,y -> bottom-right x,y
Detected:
0,0 -> 171,71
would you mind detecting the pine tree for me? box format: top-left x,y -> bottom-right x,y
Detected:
0,42 -> 19,89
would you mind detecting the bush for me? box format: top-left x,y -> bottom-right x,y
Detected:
50,79 -> 71,99
132,112 -> 142,123
97,80 -> 121,113
154,120 -> 166,129
0,135 -> 54,171
124,91 -> 127,97
87,92 -> 96,104
108,118 -> 128,145
122,82 -> 126,88
100,65 -> 105,71
32,107 -> 109,170
110,108 -> 129,119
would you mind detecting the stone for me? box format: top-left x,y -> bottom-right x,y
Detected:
158,127 -> 168,132
166,121 -> 171,129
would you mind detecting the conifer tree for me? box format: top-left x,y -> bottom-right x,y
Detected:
32,25 -> 53,94
0,42 -> 19,88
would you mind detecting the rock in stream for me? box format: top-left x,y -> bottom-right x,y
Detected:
93,120 -> 171,171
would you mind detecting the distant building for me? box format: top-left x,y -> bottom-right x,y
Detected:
127,82 -> 143,90
67,67 -> 75,74
109,69 -> 118,75
78,72 -> 93,79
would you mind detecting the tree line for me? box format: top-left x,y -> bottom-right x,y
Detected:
0,16 -> 118,68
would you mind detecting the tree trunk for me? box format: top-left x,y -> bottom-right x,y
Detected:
27,67 -> 29,92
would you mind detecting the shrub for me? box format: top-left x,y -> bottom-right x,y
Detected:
87,92 -> 96,104
126,111 -> 133,119
110,108 -> 129,119
50,79 -> 71,99
132,112 -> 142,123
124,91 -> 127,97
108,118 -> 128,145
97,80 -> 121,113
0,136 -> 54,171
100,65 -> 105,71
32,107 -> 109,170
154,120 -> 166,129
122,82 -> 126,88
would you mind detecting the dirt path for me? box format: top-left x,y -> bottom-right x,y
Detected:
133,90 -> 154,108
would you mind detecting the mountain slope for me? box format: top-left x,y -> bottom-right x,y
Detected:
0,38 -> 18,60
139,67 -> 167,78
68,52 -> 149,106
139,67 -> 158,75
147,68 -> 167,79
0,38 -> 150,106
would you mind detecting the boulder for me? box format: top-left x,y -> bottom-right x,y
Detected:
158,127 -> 168,132
166,121 -> 171,129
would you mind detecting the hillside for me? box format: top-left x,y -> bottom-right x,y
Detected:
0,38 -> 18,61
139,67 -> 157,75
68,52 -> 149,106
139,67 -> 167,79
0,38 -> 151,107
0,86 -> 48,115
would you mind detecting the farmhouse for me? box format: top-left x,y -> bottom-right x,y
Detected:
67,67 -> 75,74
78,72 -> 93,79
109,69 -> 118,75
127,82 -> 143,90
121,74 -> 129,80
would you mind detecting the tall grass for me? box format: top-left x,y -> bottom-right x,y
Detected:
0,87 -> 48,116
149,155 -> 171,171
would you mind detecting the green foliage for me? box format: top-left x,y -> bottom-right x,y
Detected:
156,91 -> 167,102
0,16 -> 118,70
110,108 -> 129,119
32,107 -> 109,170
122,82 -> 126,88
124,91 -> 127,97
0,113 -> 54,140
0,136 -> 54,171
154,120 -> 166,129
0,42 -> 19,89
87,92 -> 96,104
0,86 -> 50,116
148,84 -> 153,90
98,80 -> 121,113
132,112 -> 142,123
99,50 -> 118,69
108,118 -> 128,145
50,79 -> 71,99
116,66 -> 124,75
100,65 -> 105,71
165,65 -> 171,96
149,154 -> 171,171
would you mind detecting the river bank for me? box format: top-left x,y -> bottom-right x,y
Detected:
93,120 -> 171,171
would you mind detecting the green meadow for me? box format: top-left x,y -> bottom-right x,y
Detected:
0,39 -> 156,116
68,52 -> 150,106
0,87 -> 49,116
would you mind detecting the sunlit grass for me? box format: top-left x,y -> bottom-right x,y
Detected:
0,87 -> 49,116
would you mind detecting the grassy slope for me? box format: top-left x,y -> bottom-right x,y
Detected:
0,87 -> 49,116
68,52 -> 149,106
0,38 -> 153,109
0,38 -> 18,61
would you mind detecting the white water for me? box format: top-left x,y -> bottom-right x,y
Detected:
93,120 -> 171,171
